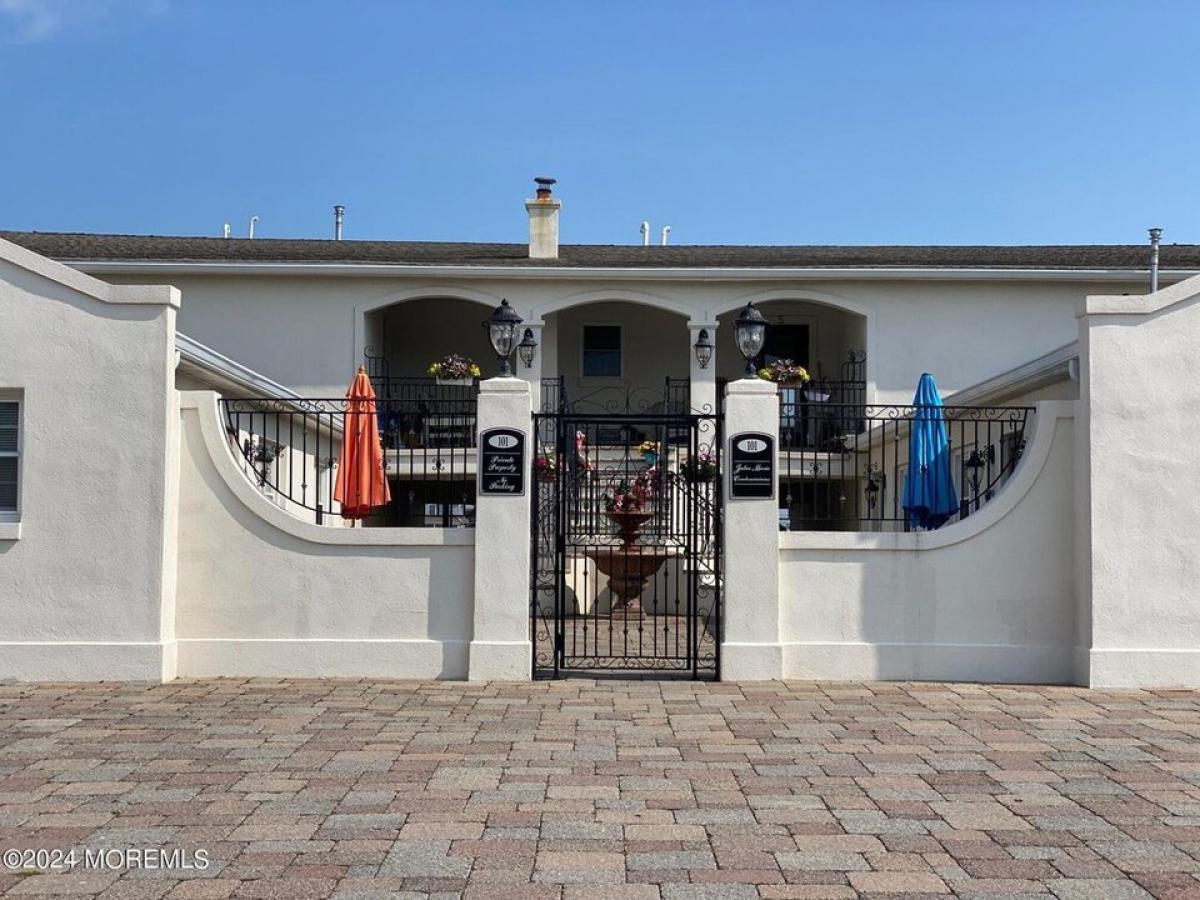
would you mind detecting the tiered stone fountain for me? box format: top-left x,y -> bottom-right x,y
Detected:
588,510 -> 672,616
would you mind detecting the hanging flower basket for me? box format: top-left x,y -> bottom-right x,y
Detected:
637,439 -> 661,465
428,354 -> 481,385
680,450 -> 718,483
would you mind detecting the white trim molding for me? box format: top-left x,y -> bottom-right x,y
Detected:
0,238 -> 178,307
0,641 -> 175,682
1083,271 -> 1200,316
783,641 -> 1075,684
69,258 -> 1199,285
945,343 -> 1079,406
176,333 -> 303,398
176,638 -> 469,679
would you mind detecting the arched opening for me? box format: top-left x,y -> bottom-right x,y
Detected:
358,296 -> 500,527
543,300 -> 691,412
716,299 -> 869,532
715,298 -> 867,388
366,296 -> 497,380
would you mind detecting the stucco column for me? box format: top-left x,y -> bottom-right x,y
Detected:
721,377 -> 783,680
468,377 -> 533,680
519,322 -> 544,408
689,321 -> 717,413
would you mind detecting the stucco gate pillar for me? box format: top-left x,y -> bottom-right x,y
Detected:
720,377 -> 784,680
468,377 -> 534,680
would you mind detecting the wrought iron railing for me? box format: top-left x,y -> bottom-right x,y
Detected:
778,401 -> 1032,530
220,394 -> 477,527
664,377 -> 690,414
540,376 -> 566,413
531,413 -> 721,543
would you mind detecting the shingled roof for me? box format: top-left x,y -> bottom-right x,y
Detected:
3,230 -> 1198,271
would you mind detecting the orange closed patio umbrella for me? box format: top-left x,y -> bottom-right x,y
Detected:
334,366 -> 391,521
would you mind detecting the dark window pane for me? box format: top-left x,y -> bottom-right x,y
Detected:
583,351 -> 621,377
583,326 -> 621,351
0,403 -> 15,454
582,326 -> 621,376
0,457 -> 15,510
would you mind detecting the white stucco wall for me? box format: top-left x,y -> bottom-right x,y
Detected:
779,401 -> 1077,683
1081,276 -> 1200,688
0,239 -> 179,680
175,392 -> 475,678
100,273 -> 1142,404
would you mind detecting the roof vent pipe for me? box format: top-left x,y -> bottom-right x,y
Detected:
640,221 -> 650,246
334,205 -> 345,241
248,215 -> 259,239
1149,227 -> 1163,293
222,223 -> 230,239
661,225 -> 671,246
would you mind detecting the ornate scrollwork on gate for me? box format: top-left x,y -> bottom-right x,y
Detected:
530,411 -> 722,679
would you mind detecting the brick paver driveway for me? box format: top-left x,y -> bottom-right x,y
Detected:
0,680 -> 1197,898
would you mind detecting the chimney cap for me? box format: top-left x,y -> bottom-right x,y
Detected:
534,177 -> 557,187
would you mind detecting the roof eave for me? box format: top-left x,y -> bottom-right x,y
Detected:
62,259 -> 1193,283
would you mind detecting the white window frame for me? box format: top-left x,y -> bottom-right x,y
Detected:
580,323 -> 623,379
0,395 -> 21,521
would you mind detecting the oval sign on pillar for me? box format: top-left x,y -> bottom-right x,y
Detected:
729,431 -> 774,499
479,427 -> 526,495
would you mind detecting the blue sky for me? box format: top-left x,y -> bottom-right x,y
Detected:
1,1 -> 1197,246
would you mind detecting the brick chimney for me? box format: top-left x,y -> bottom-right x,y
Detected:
526,177 -> 560,259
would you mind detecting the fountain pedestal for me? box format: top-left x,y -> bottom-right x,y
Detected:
587,511 -> 671,616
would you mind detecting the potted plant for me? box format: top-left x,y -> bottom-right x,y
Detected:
427,354 -> 482,386
757,358 -> 811,387
636,439 -> 661,466
680,450 -> 718,483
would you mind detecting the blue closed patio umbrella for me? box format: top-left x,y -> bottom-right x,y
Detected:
902,373 -> 958,530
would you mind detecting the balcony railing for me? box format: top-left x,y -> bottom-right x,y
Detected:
778,398 -> 1033,530
221,391 -> 477,527
540,376 -> 566,413
219,380 -> 1031,533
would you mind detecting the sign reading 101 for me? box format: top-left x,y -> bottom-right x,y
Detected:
729,431 -> 775,499
478,428 -> 526,496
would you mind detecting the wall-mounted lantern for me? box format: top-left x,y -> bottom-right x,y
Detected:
517,328 -> 538,369
693,328 -> 713,370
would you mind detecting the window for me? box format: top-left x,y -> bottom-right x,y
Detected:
0,402 -> 17,514
582,325 -> 621,377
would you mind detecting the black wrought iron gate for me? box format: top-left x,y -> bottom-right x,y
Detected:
530,412 -> 723,678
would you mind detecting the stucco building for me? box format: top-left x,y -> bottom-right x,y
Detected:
1,181 -> 1197,687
